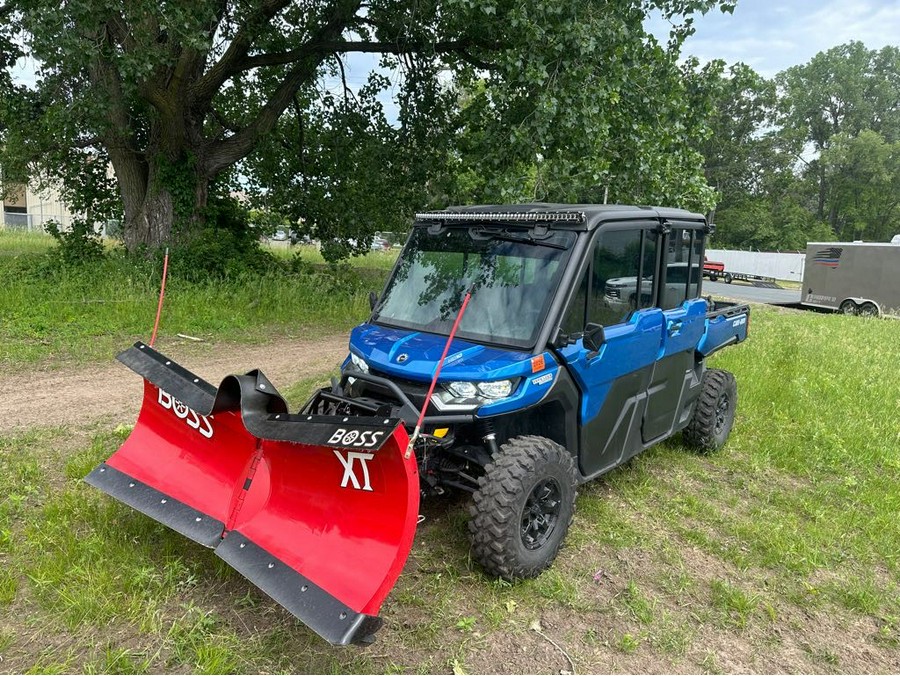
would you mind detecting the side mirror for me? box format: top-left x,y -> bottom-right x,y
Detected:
583,323 -> 606,355
368,291 -> 378,311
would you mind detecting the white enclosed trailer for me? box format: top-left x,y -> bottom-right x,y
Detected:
801,241 -> 900,317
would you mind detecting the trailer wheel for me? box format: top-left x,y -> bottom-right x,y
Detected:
683,369 -> 737,453
468,435 -> 577,581
723,272 -> 733,284
858,302 -> 879,317
839,300 -> 858,315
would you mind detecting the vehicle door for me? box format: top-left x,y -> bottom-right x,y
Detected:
555,221 -> 665,478
640,223 -> 709,442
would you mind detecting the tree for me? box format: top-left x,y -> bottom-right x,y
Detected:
0,0 -> 734,255
822,130 -> 900,241
776,42 -> 900,228
696,61 -> 777,204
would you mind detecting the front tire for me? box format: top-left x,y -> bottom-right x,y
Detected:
683,369 -> 737,453
468,436 -> 577,580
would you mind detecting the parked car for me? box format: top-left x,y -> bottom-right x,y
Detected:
605,261 -> 700,309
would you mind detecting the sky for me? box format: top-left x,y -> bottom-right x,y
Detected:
651,0 -> 900,77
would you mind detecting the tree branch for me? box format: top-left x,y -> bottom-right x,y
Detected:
204,0 -> 364,175
169,0 -> 228,99
334,54 -> 352,104
190,0 -> 293,109
238,38 -> 501,71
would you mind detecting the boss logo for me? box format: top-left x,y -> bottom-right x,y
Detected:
326,428 -> 384,448
157,389 -> 214,439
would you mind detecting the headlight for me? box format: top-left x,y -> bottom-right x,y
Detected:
446,381 -> 478,398
433,379 -> 518,411
348,352 -> 369,373
475,380 -> 515,399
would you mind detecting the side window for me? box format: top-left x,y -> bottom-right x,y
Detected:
688,231 -> 703,299
588,229 -> 645,327
560,269 -> 588,335
661,228 -> 691,309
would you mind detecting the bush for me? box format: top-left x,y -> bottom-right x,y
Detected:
163,196 -> 277,282
44,220 -> 106,266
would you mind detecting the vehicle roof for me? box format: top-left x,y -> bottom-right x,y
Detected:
414,203 -> 707,231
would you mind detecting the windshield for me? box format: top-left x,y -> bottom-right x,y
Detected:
373,227 -> 577,348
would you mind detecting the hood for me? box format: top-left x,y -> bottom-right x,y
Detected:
349,323 -> 534,382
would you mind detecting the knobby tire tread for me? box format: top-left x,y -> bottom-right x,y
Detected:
468,435 -> 577,581
683,368 -> 736,452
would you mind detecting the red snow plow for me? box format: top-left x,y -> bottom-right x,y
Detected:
86,342 -> 419,646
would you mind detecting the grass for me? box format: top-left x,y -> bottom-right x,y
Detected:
0,232 -> 397,369
0,300 -> 898,670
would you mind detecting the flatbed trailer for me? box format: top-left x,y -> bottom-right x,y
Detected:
702,266 -> 778,287
801,241 -> 900,317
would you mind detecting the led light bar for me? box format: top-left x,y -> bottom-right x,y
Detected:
414,211 -> 585,224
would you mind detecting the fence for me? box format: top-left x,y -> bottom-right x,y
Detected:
2,211 -> 73,233
1,212 -> 121,238
706,248 -> 807,282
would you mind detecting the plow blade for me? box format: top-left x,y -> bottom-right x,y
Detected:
86,343 -> 419,645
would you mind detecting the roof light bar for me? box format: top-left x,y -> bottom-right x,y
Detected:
414,211 -> 585,224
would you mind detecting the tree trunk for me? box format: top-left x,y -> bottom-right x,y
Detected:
123,188 -> 175,250
816,164 -> 827,222
115,154 -> 210,251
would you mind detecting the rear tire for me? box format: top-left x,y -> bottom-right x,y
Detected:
839,299 -> 858,315
858,302 -> 879,317
468,436 -> 577,581
683,369 -> 737,453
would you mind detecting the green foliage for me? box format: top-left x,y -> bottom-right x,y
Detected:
0,230 -> 384,368
3,0 -> 735,259
701,41 -> 900,248
821,130 -> 900,241
44,220 -> 107,266
163,195 -> 277,282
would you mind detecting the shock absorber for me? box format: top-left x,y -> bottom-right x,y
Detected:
478,419 -> 501,456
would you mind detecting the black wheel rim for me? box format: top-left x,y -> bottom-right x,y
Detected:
521,478 -> 562,550
714,392 -> 730,435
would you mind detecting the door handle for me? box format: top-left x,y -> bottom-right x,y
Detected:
667,320 -> 682,336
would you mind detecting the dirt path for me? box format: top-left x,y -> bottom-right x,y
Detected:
0,334 -> 348,433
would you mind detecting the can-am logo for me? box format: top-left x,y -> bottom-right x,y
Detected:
157,389 -> 214,438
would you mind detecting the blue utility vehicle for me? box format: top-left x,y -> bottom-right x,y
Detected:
305,204 -> 750,580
